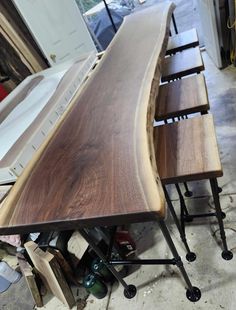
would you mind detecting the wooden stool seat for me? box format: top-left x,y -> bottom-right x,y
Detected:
155,74 -> 209,121
154,114 -> 222,184
161,47 -> 204,82
166,28 -> 199,55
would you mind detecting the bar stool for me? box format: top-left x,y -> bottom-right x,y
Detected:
154,114 -> 233,260
161,47 -> 204,83
155,74 -> 209,122
157,74 -> 209,197
166,28 -> 199,56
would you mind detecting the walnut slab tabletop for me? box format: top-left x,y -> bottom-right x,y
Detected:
0,2 -> 175,234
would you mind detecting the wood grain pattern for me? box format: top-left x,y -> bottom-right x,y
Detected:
0,2 -> 175,234
47,248 -> 79,285
24,241 -> 75,308
154,114 -> 223,184
155,74 -> 209,121
166,28 -> 199,55
17,253 -> 43,308
161,46 -> 204,82
67,231 -> 88,260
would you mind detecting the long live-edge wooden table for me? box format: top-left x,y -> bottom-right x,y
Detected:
0,2 -> 201,301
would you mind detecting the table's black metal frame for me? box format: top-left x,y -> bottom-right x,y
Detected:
79,216 -> 201,302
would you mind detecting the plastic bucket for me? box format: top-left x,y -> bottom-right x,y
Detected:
0,275 -> 11,293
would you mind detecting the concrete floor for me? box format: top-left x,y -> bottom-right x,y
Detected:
1,1 -> 236,309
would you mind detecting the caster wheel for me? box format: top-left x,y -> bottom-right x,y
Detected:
124,285 -> 137,299
222,250 -> 233,260
186,252 -> 197,262
218,187 -> 223,193
184,191 -> 193,198
221,212 -> 226,219
186,286 -> 201,302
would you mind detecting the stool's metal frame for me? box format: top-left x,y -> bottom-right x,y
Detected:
163,185 -> 196,262
174,178 -> 233,261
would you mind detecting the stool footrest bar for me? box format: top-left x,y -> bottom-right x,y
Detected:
184,212 -> 217,220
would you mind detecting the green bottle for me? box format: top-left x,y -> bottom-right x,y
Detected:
83,273 -> 108,299
91,258 -> 114,282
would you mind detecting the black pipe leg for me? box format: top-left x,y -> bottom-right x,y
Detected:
79,229 -> 137,298
163,186 -> 196,262
210,179 -> 233,260
215,178 -> 223,194
183,182 -> 193,197
180,201 -> 186,234
159,220 -> 201,302
214,180 -> 224,215
175,184 -> 192,222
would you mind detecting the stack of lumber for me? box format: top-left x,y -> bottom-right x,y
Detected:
0,0 -> 48,89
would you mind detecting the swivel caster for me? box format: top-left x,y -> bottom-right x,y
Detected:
218,187 -> 223,193
222,250 -> 233,261
124,285 -> 137,299
186,252 -> 197,262
186,286 -> 201,302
